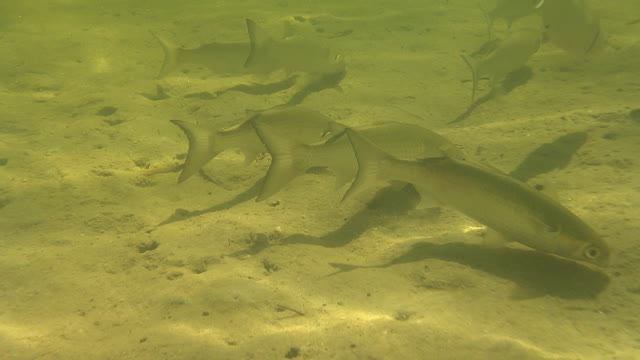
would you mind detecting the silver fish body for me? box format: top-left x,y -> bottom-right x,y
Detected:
244,19 -> 346,75
252,121 -> 463,201
171,106 -> 333,183
345,128 -> 610,266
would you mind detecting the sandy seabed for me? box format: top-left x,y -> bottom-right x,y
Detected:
1,0 -> 640,359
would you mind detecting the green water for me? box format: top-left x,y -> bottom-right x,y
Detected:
1,1 -> 639,359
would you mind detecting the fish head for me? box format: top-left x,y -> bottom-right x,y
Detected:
555,227 -> 610,266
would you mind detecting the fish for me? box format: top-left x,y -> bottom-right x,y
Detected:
244,19 -> 346,75
170,106 -> 333,183
484,0 -> 545,29
343,128 -> 610,266
461,28 -> 541,101
251,120 -> 464,201
539,0 -> 604,55
150,31 -> 251,79
540,0 -> 604,55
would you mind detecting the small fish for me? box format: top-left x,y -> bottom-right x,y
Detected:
485,0 -> 545,28
461,29 -> 541,101
251,120 -> 463,201
171,106 -> 333,183
244,19 -> 346,75
150,31 -> 250,79
343,128 -> 610,266
539,0 -> 604,55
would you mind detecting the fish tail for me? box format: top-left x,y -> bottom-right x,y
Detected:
251,120 -> 306,201
460,54 -> 479,102
244,19 -> 271,69
342,128 -> 392,203
170,120 -> 220,183
477,3 -> 494,40
150,31 -> 178,79
323,134 -> 358,190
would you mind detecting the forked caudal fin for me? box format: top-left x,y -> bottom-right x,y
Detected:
342,128 -> 394,203
251,120 -> 306,202
150,31 -> 178,79
171,120 -> 220,183
244,19 -> 273,69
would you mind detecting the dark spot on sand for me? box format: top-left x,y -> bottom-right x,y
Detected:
103,118 -> 125,126
184,92 -> 215,100
262,259 -> 280,273
285,347 -> 300,358
394,311 -> 414,321
137,240 -> 159,253
0,197 -> 11,209
96,106 -> 118,116
166,271 -> 183,280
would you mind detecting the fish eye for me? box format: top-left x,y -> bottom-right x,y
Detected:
583,246 -> 600,260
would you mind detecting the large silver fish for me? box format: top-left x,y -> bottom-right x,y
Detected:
343,128 -> 610,266
171,106 -> 333,183
251,120 -> 463,201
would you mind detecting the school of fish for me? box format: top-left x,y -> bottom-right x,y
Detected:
159,1 -> 611,267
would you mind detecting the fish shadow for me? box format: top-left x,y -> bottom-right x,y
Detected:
330,241 -> 610,299
157,177 -> 265,226
509,132 -> 587,182
450,65 -> 533,124
228,184 -> 426,256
